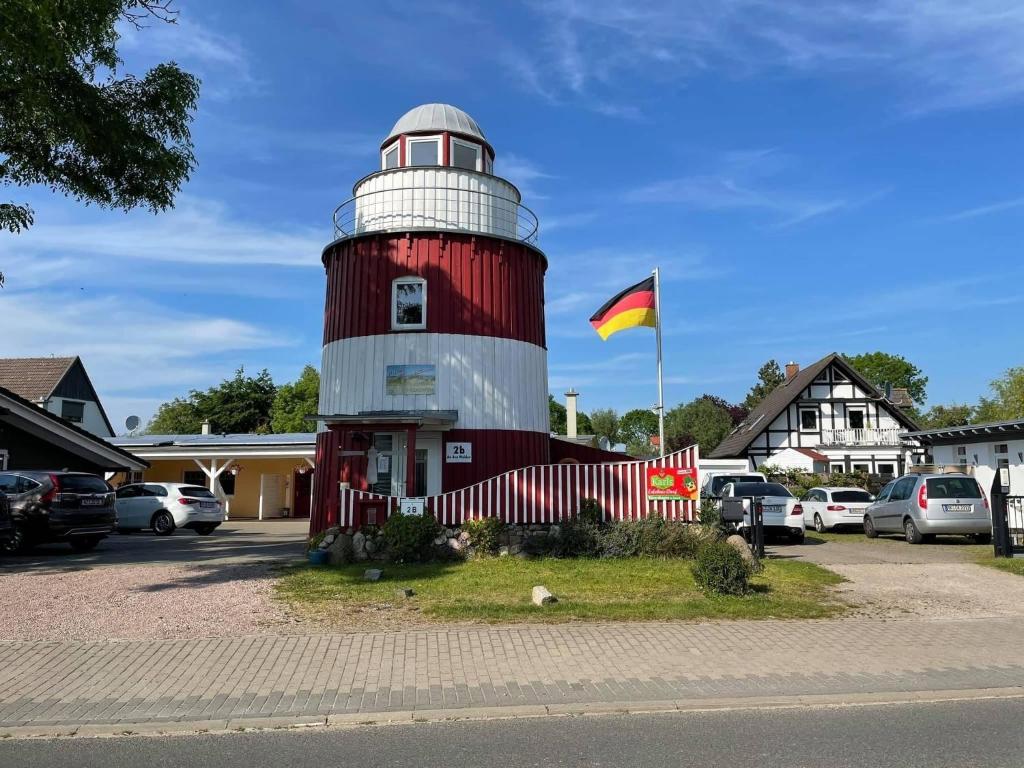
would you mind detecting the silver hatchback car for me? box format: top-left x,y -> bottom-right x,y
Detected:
863,471 -> 991,544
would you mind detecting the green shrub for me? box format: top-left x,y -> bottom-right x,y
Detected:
526,520 -> 603,558
654,523 -> 702,559
307,531 -> 326,552
600,516 -> 664,558
691,540 -> 751,595
577,498 -> 603,526
462,517 -> 504,556
382,513 -> 441,563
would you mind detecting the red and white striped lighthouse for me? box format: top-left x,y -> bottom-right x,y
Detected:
312,104 -> 550,525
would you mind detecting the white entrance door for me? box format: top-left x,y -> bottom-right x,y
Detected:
390,432 -> 442,497
259,473 -> 285,519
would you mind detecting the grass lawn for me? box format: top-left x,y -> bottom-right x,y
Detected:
275,557 -> 847,628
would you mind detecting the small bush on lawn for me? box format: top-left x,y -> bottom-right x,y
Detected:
697,498 -> 729,540
578,498 -> 603,526
462,517 -> 504,556
654,523 -> 703,559
691,540 -> 751,596
601,516 -> 665,558
382,513 -> 441,563
526,520 -> 603,558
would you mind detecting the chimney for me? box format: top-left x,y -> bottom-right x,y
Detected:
785,361 -> 800,381
565,389 -> 579,439
201,420 -> 211,436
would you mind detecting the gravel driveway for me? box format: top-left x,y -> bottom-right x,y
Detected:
777,534 -> 1024,620
0,521 -> 312,641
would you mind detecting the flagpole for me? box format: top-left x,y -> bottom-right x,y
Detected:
653,267 -> 665,458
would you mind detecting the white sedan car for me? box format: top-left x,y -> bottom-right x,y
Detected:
114,482 -> 224,536
719,481 -> 805,544
800,486 -> 875,532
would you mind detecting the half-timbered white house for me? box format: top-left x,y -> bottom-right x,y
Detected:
709,353 -> 920,477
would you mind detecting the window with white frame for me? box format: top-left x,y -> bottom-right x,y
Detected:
995,443 -> 1009,454
799,408 -> 818,431
407,137 -> 440,166
829,463 -> 845,473
382,142 -> 399,170
61,399 -> 85,423
956,446 -> 967,465
392,277 -> 426,329
450,138 -> 481,171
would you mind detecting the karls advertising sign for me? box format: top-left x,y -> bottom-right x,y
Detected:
645,466 -> 699,502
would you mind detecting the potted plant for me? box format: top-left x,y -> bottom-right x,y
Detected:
307,532 -> 329,565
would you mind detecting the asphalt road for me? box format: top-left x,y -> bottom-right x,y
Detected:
0,519 -> 308,571
4,697 -> 1023,767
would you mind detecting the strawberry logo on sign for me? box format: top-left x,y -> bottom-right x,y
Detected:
645,467 -> 699,501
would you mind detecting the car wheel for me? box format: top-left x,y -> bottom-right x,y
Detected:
790,530 -> 805,544
194,523 -> 216,536
152,511 -> 176,536
69,536 -> 101,553
904,518 -> 924,545
814,513 -> 827,533
972,533 -> 992,544
864,516 -> 878,538
1,526 -> 30,554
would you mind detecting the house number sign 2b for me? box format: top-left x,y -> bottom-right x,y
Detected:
445,442 -> 472,463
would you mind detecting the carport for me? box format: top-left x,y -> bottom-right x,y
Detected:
109,433 -> 316,521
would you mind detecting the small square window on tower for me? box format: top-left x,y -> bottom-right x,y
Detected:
392,277 -> 426,330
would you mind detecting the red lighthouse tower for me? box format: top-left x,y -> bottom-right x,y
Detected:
312,104 -> 550,525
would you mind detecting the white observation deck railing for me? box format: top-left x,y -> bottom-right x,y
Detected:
820,428 -> 904,447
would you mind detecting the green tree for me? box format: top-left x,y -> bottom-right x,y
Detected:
919,403 -> 975,429
742,360 -> 784,410
664,397 -> 733,455
1,1 -> 200,284
843,352 -> 928,404
589,408 -> 619,445
618,408 -> 658,456
270,365 -> 320,433
975,367 -> 1024,422
146,368 -> 277,435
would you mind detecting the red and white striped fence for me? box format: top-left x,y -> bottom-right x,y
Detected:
336,445 -> 699,528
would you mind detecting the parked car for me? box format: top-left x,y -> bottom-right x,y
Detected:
863,471 -> 991,544
0,471 -> 116,553
701,471 -> 767,498
720,480 -> 805,543
801,486 -> 875,532
114,483 -> 224,536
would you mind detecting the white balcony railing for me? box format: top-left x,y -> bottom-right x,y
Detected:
820,428 -> 904,447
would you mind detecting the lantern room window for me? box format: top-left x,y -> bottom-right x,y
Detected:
382,143 -> 399,170
392,277 -> 426,330
450,137 -> 482,171
408,137 -> 441,166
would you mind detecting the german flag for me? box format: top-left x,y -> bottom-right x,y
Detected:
589,277 -> 657,340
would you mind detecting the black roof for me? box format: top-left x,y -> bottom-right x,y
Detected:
709,353 -> 920,458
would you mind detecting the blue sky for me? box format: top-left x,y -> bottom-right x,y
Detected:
4,0 -> 1024,432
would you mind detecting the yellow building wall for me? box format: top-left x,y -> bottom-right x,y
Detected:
110,458 -> 308,519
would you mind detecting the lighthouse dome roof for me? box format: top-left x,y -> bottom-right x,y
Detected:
384,103 -> 486,145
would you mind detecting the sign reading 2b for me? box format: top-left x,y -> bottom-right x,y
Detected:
445,442 -> 472,463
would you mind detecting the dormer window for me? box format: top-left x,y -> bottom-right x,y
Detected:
450,137 -> 482,171
382,143 -> 399,170
392,277 -> 426,330
407,137 -> 441,166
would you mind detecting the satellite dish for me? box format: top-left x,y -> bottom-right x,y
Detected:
125,415 -> 141,435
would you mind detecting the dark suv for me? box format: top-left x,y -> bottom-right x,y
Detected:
0,490 -> 12,545
0,471 -> 116,553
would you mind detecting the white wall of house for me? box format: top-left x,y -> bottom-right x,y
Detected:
762,448 -> 827,473
932,439 -> 1024,497
42,397 -> 112,438
746,363 -> 907,473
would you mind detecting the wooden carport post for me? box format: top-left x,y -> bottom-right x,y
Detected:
405,426 -> 417,497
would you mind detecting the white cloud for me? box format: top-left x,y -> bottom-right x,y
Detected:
0,291 -> 292,428
624,148 -> 865,227
494,154 -> 555,199
519,0 -> 1024,113
0,196 -> 324,268
946,196 -> 1024,221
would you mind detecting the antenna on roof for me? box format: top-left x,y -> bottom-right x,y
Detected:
125,415 -> 141,436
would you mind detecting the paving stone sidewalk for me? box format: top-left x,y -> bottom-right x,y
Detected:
2,616 -> 1024,729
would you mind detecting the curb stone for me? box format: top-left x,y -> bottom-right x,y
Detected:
2,686 -> 1024,740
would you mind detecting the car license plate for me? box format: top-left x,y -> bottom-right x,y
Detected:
200,502 -> 218,509
763,505 -> 783,514
945,504 -> 972,513
80,497 -> 104,506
